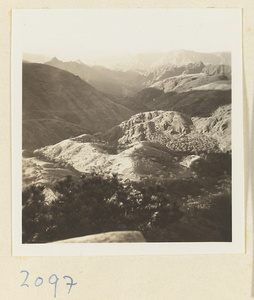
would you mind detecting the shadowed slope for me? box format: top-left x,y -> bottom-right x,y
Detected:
133,88 -> 231,117
22,62 -> 134,150
45,58 -> 146,96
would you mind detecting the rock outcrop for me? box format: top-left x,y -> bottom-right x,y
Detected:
192,104 -> 231,152
105,110 -> 192,145
203,64 -> 231,79
52,231 -> 146,243
104,107 -> 231,153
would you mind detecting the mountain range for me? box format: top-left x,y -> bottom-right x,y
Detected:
22,49 -> 232,186
110,50 -> 231,71
22,50 -> 232,243
44,50 -> 231,97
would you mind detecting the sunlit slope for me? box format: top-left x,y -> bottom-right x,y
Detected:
34,137 -> 194,182
150,74 -> 230,93
32,105 -> 231,187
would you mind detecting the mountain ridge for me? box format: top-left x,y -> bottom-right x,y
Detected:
44,55 -> 231,98
112,50 -> 231,72
45,57 -> 146,97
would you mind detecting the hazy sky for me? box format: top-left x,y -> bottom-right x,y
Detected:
14,9 -> 239,64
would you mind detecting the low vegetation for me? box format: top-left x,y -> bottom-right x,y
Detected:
23,153 -> 232,243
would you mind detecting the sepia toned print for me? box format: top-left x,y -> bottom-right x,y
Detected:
12,9 -> 244,255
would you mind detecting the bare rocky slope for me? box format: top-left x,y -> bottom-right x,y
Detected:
29,106 -> 230,192
23,62 -> 134,150
144,61 -> 207,86
192,104 -> 231,152
103,107 -> 231,153
145,62 -> 231,91
34,138 -> 193,183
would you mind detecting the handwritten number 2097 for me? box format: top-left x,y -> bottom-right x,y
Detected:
20,270 -> 77,297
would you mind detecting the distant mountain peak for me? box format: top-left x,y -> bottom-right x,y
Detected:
50,56 -> 61,63
76,59 -> 84,65
111,50 -> 231,72
193,61 -> 205,67
45,56 -> 63,67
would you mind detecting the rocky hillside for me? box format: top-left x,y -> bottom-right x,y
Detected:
150,73 -> 230,94
144,61 -> 207,86
23,62 -> 134,150
103,107 -> 231,153
192,104 -> 231,152
26,105 -> 230,198
203,64 -> 231,78
34,137 -> 194,183
104,111 -> 192,144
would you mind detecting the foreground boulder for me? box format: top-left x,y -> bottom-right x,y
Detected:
52,231 -> 146,243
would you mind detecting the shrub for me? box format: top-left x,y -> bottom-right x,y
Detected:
22,185 -> 53,243
22,172 -> 231,243
191,153 -> 231,177
22,174 -> 184,243
182,194 -> 232,242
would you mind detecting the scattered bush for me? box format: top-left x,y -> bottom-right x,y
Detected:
22,173 -> 185,243
22,170 -> 232,243
22,185 -> 52,243
191,153 -> 231,177
173,194 -> 232,242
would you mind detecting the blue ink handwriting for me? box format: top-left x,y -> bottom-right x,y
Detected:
20,270 -> 77,298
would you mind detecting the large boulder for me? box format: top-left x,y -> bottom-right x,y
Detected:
52,231 -> 146,243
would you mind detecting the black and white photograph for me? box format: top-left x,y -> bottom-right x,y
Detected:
12,8 -> 244,255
